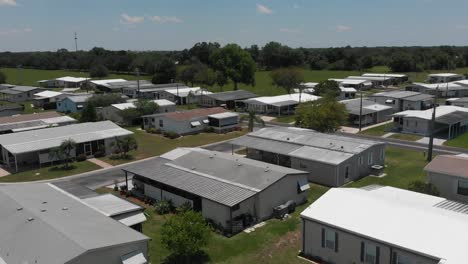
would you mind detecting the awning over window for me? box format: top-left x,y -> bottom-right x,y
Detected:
202,119 -> 209,124
121,251 -> 147,264
385,99 -> 394,104
298,178 -> 310,192
190,121 -> 201,127
118,213 -> 147,227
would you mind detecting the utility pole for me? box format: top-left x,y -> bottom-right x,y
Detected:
358,86 -> 363,132
17,65 -> 22,85
74,32 -> 78,52
427,85 -> 439,162
135,68 -> 140,98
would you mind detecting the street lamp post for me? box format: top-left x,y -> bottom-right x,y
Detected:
427,85 -> 439,162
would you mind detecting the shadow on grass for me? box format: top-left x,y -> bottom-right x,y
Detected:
109,154 -> 135,161
49,165 -> 77,172
162,251 -> 210,264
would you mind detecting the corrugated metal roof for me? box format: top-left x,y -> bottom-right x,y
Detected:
205,90 -> 258,102
243,93 -> 320,106
82,194 -> 142,217
341,98 -> 392,115
34,90 -> 63,98
0,183 -> 149,264
300,186 -> 468,264
0,121 -> 132,154
208,112 -> 239,119
288,146 -> 354,165
230,136 -> 302,155
125,148 -> 306,206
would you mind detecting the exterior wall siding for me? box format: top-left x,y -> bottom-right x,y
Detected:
301,219 -> 440,264
201,198 -> 231,228
427,172 -> 468,204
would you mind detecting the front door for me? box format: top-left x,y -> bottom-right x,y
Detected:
84,143 -> 92,157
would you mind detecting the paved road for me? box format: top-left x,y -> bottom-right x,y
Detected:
6,121 -> 467,193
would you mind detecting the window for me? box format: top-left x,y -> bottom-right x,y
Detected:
397,254 -> 412,264
368,152 -> 373,165
159,119 -> 164,128
358,156 -> 363,165
415,121 -> 418,128
380,149 -> 385,161
360,242 -> 379,264
321,228 -> 338,251
458,180 -> 468,196
345,165 -> 350,179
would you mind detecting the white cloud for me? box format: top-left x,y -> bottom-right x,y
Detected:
256,4 -> 273,14
336,25 -> 352,32
0,0 -> 17,6
149,16 -> 184,24
0,27 -> 32,35
279,28 -> 301,34
120,13 -> 144,24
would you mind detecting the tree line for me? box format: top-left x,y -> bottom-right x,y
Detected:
2,43 -> 468,75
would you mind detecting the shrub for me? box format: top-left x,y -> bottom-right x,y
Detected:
93,150 -> 105,158
76,154 -> 87,162
203,126 -> 215,133
146,128 -> 161,134
176,201 -> 193,214
408,181 -> 440,196
155,200 -> 174,215
163,131 -> 180,139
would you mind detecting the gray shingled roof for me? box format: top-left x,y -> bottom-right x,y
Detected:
0,121 -> 132,154
124,148 -> 306,206
205,90 -> 258,102
0,183 -> 148,264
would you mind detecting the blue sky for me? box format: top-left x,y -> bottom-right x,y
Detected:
1,0 -> 467,51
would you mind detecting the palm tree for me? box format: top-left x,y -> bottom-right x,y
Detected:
58,139 -> 76,169
241,110 -> 265,132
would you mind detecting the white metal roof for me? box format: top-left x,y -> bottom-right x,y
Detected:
244,93 -> 320,105
82,194 -> 142,217
90,79 -> 127,86
392,105 -> 468,120
363,73 -> 407,78
208,112 -> 239,119
0,121 -> 133,154
329,78 -> 372,85
412,82 -> 465,90
34,90 -> 63,98
56,76 -> 89,83
163,87 -> 212,97
301,186 -> 468,264
428,73 -> 462,77
121,251 -> 147,264
347,76 -> 393,81
301,82 -> 318,88
340,87 -> 357,92
112,99 -> 175,111
118,213 -> 147,227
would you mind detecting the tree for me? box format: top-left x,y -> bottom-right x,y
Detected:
216,71 -> 228,92
119,99 -> 159,125
51,139 -> 76,169
0,71 -> 6,84
295,96 -> 347,133
389,53 -> 418,72
152,57 -> 177,84
240,110 -> 265,132
87,94 -> 125,107
408,181 -> 440,196
270,68 -> 304,95
80,103 -> 98,122
161,210 -> 211,260
195,67 -> 216,87
314,80 -> 341,97
111,136 -> 138,159
89,64 -> 109,78
211,44 -> 256,90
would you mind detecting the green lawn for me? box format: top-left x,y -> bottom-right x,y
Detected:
444,132 -> 468,149
0,161 -> 101,183
347,147 -> 429,189
3,66 -> 468,97
0,67 -> 147,87
100,127 -> 247,165
359,122 -> 392,137
272,115 -> 296,124
388,133 -> 423,141
97,184 -> 329,264
96,146 -> 429,263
